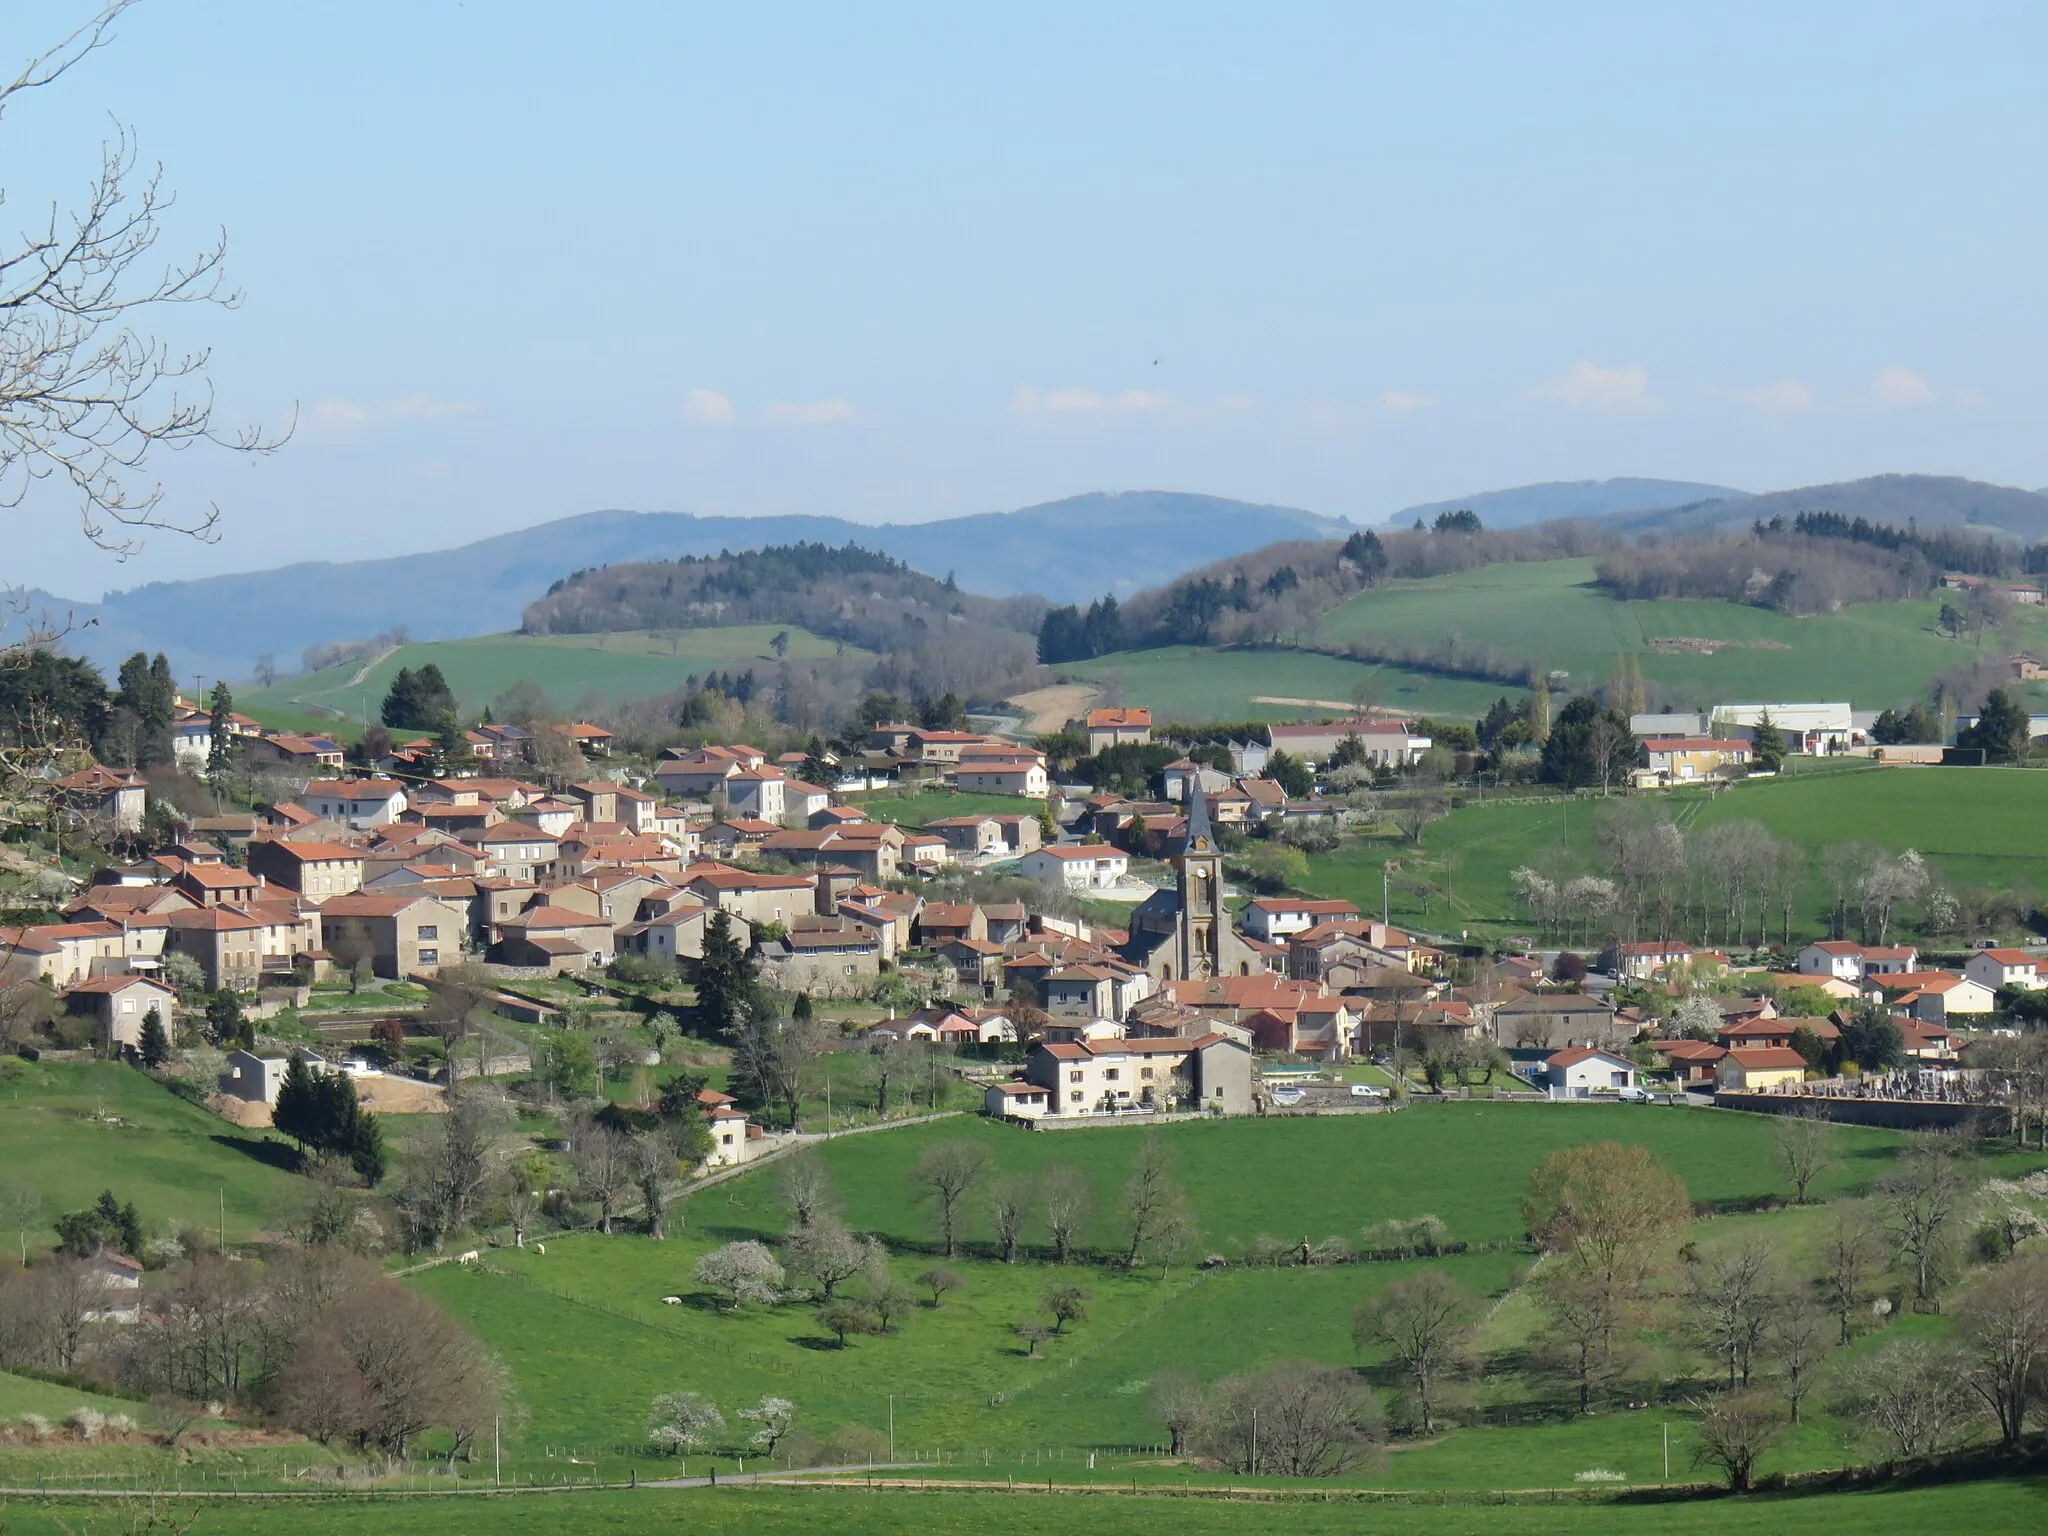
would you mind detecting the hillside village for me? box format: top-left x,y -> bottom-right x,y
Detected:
7,668 -> 2045,1149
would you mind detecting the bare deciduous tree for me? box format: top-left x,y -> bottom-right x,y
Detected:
1879,1143 -> 1974,1307
987,1172 -> 1033,1264
1686,1240 -> 1778,1390
782,1216 -> 873,1301
1689,1390 -> 1784,1492
1774,1110 -> 1836,1205
775,1151 -> 836,1231
1532,1265 -> 1640,1414
1,1 -> 288,557
1041,1163 -> 1094,1266
0,1182 -> 44,1265
1816,1206 -> 1887,1345
1768,1292 -> 1832,1425
1198,1360 -> 1384,1477
1952,1250 -> 2048,1445
1832,1337 -> 1978,1461
571,1124 -> 634,1236
1121,1132 -> 1193,1270
1150,1367 -> 1206,1456
1351,1270 -> 1477,1434
912,1140 -> 988,1259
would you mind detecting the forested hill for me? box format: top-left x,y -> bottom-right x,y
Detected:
521,542 -> 1045,659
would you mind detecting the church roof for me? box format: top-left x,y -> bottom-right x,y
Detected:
1183,770 -> 1214,851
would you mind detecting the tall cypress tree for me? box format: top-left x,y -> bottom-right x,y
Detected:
138,1005 -> 169,1068
272,1055 -> 322,1155
206,680 -> 236,784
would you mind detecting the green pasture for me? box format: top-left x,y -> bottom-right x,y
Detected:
1314,557 -> 2048,712
680,1105 -> 1919,1257
7,1472 -> 2048,1536
239,625 -> 863,729
0,1060 -> 300,1248
1305,765 -> 2048,943
1066,647 -> 1508,725
847,789 -> 1043,826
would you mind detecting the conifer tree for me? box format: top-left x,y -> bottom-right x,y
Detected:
138,1005 -> 169,1068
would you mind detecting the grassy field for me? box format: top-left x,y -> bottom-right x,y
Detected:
1064,559 -> 2048,726
0,1060 -> 303,1248
1066,646 -> 1508,725
239,625 -> 865,732
406,1100 -> 2047,1487
1315,557 -> 2048,712
846,789 -> 1044,826
1304,765 -> 2048,943
6,1480 -> 2048,1536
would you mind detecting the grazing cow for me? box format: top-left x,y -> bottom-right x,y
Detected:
661,1295 -> 684,1306
457,1250 -> 480,1265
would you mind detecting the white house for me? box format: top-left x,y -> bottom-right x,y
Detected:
1963,948 -> 2042,993
983,1080 -> 1051,1120
303,778 -> 409,829
1539,1047 -> 1638,1098
1240,896 -> 1360,943
1018,845 -> 1129,890
1797,941 -> 1866,981
725,769 -> 787,821
82,1251 -> 143,1324
1609,940 -> 1693,980
953,757 -> 1050,798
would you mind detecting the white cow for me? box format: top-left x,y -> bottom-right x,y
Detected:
661,1295 -> 683,1306
457,1250 -> 481,1265
534,1243 -> 545,1255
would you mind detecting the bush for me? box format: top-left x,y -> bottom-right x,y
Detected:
817,1424 -> 890,1465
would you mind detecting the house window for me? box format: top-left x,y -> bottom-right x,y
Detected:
1069,1090 -> 1083,1104
1140,1067 -> 1153,1080
1068,1070 -> 1083,1083
419,949 -> 439,966
419,926 -> 438,941
1104,1068 -> 1119,1081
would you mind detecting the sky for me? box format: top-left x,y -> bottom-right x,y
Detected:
6,0 -> 2046,598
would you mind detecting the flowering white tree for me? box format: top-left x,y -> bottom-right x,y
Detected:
646,1392 -> 724,1454
738,1395 -> 796,1456
694,1240 -> 785,1311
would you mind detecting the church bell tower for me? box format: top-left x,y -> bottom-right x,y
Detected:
1176,774 -> 1222,979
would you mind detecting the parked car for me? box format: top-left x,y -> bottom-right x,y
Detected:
1617,1084 -> 1652,1103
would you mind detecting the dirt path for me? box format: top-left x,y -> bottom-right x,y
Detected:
1006,683 -> 1096,735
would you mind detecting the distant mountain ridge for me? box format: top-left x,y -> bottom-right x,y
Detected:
1605,473 -> 2048,542
28,491 -> 1349,684
1393,477 -> 1748,530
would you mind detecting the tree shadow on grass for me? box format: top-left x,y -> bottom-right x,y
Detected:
208,1133 -> 300,1173
789,1334 -> 847,1351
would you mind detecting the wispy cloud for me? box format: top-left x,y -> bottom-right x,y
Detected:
1704,379 -> 1814,413
1380,390 -> 1436,413
1534,361 -> 1659,413
765,398 -> 856,425
312,394 -> 477,430
1870,366 -> 1935,408
682,388 -> 735,426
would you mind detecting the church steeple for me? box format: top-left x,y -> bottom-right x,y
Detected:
1183,768 -> 1214,852
1176,771 -> 1221,979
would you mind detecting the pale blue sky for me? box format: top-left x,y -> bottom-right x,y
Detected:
10,0 -> 2046,595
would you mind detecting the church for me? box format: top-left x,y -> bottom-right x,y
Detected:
1120,782 -> 1258,980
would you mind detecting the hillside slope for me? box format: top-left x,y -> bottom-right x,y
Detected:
32,491 -> 1343,683
1394,477 -> 1746,529
1611,473 -> 2048,541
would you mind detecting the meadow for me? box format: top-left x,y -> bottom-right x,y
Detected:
845,789 -> 1042,827
6,1480 -> 2048,1536
1065,646 -> 1508,725
1315,557 -> 2048,712
0,1060 -> 305,1249
1065,558 -> 2048,725
1303,765 -> 2048,944
238,625 -> 863,733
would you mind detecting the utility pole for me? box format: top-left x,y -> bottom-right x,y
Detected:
1250,1406 -> 1258,1477
888,1395 -> 894,1459
1381,862 -> 1391,926
495,1417 -> 502,1488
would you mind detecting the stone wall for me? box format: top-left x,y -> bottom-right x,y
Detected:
1714,1092 -> 2011,1136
